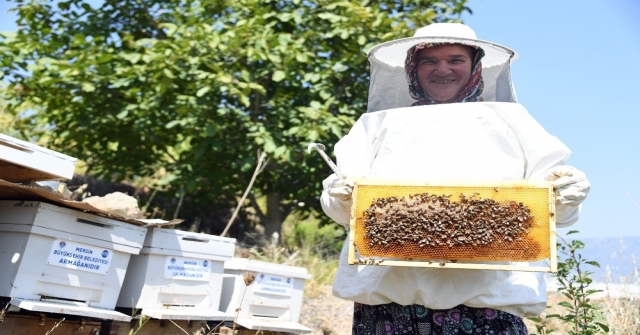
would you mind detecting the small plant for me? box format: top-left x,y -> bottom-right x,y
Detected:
128,315 -> 151,335
0,299 -> 10,323
222,271 -> 256,334
530,230 -> 609,335
44,317 -> 65,335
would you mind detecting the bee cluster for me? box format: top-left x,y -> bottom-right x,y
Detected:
353,258 -> 385,266
363,192 -> 534,249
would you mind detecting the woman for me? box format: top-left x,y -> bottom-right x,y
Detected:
320,23 -> 590,335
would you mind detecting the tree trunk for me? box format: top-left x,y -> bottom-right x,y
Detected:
263,192 -> 282,244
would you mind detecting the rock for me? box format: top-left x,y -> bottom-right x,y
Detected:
82,191 -> 142,219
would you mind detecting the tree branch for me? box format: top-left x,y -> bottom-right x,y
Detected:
136,2 -> 168,40
221,151 -> 267,237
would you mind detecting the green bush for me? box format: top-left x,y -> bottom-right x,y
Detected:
284,214 -> 345,259
529,231 -> 610,335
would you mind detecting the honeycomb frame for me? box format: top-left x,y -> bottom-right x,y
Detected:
348,179 -> 557,273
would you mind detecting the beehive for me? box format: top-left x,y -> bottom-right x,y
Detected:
348,179 -> 557,272
115,228 -> 236,320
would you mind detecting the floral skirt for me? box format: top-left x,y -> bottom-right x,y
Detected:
352,303 -> 528,335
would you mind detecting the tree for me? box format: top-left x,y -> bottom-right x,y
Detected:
0,0 -> 470,240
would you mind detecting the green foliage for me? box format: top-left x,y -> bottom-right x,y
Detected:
283,215 -> 345,258
529,231 -> 610,335
0,88 -> 47,143
128,315 -> 151,335
0,0 -> 470,236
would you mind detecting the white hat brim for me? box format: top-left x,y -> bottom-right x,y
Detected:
368,36 -> 518,68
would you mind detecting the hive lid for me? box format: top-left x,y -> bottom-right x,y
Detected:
0,180 -> 148,226
11,298 -> 131,321
0,133 -> 77,182
142,228 -> 236,258
224,258 -> 312,279
235,317 -> 312,333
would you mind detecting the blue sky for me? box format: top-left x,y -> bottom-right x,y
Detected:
461,0 -> 640,239
1,1 -> 638,239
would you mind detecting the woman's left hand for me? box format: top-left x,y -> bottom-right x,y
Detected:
543,165 -> 591,206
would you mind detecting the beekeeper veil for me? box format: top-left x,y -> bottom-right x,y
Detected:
366,23 -> 518,112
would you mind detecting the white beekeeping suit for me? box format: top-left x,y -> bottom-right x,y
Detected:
320,23 -> 589,318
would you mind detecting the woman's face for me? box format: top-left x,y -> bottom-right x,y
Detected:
415,44 -> 474,102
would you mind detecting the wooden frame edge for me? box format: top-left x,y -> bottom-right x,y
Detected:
549,186 -> 558,273
348,184 -> 358,265
353,178 -> 552,188
346,180 -> 556,273
346,258 -> 553,272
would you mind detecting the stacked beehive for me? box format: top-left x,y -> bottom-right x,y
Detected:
0,134 -> 314,334
0,133 -> 147,322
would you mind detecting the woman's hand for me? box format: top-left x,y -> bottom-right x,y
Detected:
321,175 -> 354,226
327,179 -> 355,201
544,165 -> 590,206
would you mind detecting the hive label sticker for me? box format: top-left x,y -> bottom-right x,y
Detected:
253,273 -> 293,296
164,256 -> 212,281
47,239 -> 113,274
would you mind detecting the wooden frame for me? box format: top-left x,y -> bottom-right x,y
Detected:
347,179 -> 557,273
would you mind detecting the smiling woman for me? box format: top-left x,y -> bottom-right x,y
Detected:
414,45 -> 475,102
320,22 -> 592,335
402,26 -> 486,106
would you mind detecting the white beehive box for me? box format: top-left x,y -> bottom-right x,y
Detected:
218,258 -> 312,333
116,228 -> 236,320
0,133 -> 77,182
0,200 -> 147,321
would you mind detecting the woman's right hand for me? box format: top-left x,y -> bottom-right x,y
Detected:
327,179 -> 354,201
321,175 -> 354,226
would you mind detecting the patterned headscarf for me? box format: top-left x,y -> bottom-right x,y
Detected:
404,43 -> 485,105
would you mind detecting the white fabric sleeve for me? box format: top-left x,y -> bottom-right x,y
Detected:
493,104 -> 572,181
556,203 -> 580,227
320,174 -> 351,227
493,105 -> 582,227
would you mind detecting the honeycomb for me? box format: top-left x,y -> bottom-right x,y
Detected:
350,180 -> 554,263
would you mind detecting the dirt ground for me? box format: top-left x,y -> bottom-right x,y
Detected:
298,285 -> 354,335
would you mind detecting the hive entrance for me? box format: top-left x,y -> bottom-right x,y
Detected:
349,180 -> 557,272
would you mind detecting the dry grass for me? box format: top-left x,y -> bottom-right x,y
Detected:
600,255 -> 640,335
525,253 -> 639,335
603,294 -> 640,335
522,289 -> 639,335
298,285 -> 353,335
